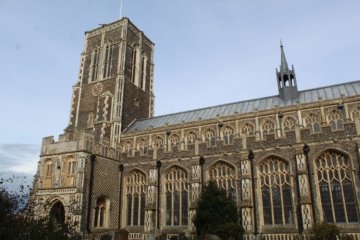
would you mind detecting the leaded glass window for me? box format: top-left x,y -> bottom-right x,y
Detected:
304,113 -> 321,133
241,122 -> 255,136
126,171 -> 146,226
165,167 -> 189,226
327,111 -> 344,131
223,127 -> 234,145
209,161 -> 236,202
204,129 -> 216,146
316,151 -> 358,223
258,157 -> 293,225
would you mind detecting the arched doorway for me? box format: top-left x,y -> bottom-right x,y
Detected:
49,201 -> 65,225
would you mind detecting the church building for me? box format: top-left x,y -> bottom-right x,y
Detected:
32,18 -> 360,240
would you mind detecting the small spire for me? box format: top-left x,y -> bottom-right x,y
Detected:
280,41 -> 289,72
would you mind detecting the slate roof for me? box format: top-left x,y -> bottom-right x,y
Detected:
124,80 -> 360,133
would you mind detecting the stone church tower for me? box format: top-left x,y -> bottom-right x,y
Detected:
66,18 -> 155,147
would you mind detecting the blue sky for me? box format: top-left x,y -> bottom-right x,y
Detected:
0,0 -> 360,185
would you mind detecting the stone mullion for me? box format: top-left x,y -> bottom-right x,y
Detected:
295,154 -> 313,230
144,168 -> 157,232
240,155 -> 253,233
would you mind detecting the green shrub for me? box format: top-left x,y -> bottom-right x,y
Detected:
310,222 -> 340,240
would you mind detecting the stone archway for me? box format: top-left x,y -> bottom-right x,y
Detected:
49,201 -> 65,225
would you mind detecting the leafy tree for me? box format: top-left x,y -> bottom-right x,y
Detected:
310,222 -> 340,240
193,181 -> 244,240
0,178 -> 80,240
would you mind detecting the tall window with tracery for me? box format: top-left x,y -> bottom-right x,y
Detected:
209,161 -> 236,202
90,48 -> 99,82
204,129 -> 216,146
283,117 -> 296,131
165,167 -> 189,226
304,113 -> 321,133
241,122 -> 255,136
94,196 -> 110,228
44,160 -> 53,177
258,157 -> 293,226
131,47 -> 138,83
223,127 -> 234,145
140,56 -> 147,90
186,132 -> 196,144
103,44 -> 113,79
315,151 -> 358,223
126,171 -> 146,226
327,111 -> 344,131
138,139 -> 148,155
261,120 -> 275,135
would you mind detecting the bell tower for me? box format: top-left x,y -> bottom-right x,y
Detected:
276,42 -> 298,100
66,18 -> 155,147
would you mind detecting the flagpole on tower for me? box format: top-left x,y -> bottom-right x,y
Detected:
119,0 -> 124,19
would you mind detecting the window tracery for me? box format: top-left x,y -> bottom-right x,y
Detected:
94,196 -> 110,228
351,109 -> 360,121
154,137 -> 163,148
283,117 -> 296,131
261,120 -> 275,135
164,167 -> 189,226
103,44 -> 113,79
304,113 -> 321,133
241,122 -> 255,136
209,161 -> 236,201
315,151 -> 358,223
186,132 -> 196,144
258,157 -> 293,226
126,171 -> 146,226
138,139 -> 148,155
223,127 -> 234,145
327,111 -> 344,131
123,142 -> 133,155
44,160 -> 53,177
204,129 -> 216,146
170,134 -> 180,146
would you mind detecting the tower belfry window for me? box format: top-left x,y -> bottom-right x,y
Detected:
131,48 -> 138,84
103,45 -> 113,79
90,49 -> 99,82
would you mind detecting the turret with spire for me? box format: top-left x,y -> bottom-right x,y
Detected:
276,42 -> 298,100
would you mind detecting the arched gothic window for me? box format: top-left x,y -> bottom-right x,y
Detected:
123,142 -> 133,156
241,122 -> 255,136
204,129 -> 216,146
44,160 -> 53,177
186,132 -> 196,144
90,48 -> 99,82
315,151 -> 358,223
258,157 -> 293,225
94,196 -> 110,228
87,112 -> 95,128
103,44 -> 113,79
154,137 -> 163,148
261,120 -> 275,135
126,171 -> 146,226
327,111 -> 344,131
67,157 -> 76,176
165,167 -> 189,226
304,113 -> 321,133
351,109 -> 360,121
223,127 -> 234,145
283,117 -> 296,131
209,161 -> 236,202
138,139 -> 148,155
170,134 -> 180,146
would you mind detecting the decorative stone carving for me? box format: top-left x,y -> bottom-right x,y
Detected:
242,179 -> 251,200
242,208 -> 253,231
191,165 -> 200,179
301,204 -> 313,229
